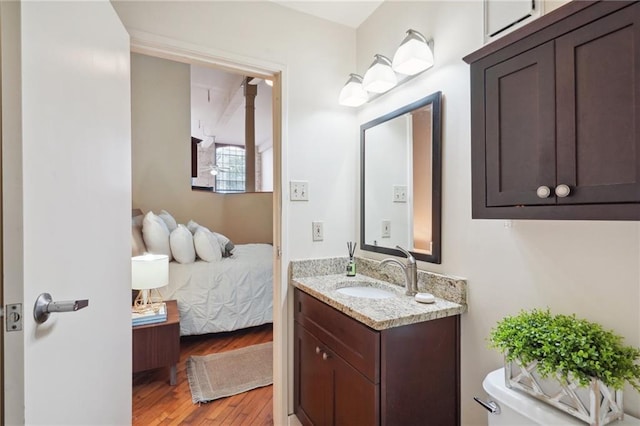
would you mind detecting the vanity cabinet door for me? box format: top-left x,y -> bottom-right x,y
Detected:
295,322 -> 379,426
295,323 -> 330,426
330,347 -> 379,426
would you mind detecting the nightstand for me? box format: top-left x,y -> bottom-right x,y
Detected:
132,299 -> 180,385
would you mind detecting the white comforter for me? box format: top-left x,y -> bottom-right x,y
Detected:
164,243 -> 273,336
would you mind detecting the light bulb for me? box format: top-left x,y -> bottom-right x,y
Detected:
338,74 -> 368,107
392,29 -> 434,76
362,54 -> 397,93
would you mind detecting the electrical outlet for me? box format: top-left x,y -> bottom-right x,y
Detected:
312,221 -> 323,241
393,185 -> 407,203
381,220 -> 391,238
290,181 -> 309,201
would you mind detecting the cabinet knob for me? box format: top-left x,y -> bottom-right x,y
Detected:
536,186 -> 551,199
322,352 -> 329,361
315,346 -> 321,355
555,184 -> 571,197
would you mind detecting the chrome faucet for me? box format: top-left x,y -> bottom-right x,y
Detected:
380,246 -> 418,296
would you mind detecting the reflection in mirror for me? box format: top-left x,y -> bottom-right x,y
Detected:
190,64 -> 273,193
361,91 -> 442,263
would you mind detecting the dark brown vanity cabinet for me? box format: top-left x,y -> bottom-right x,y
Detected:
293,288 -> 460,426
464,0 -> 640,219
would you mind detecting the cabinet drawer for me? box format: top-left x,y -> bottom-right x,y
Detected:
294,289 -> 380,383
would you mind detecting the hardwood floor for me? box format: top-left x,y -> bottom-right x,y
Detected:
133,323 -> 274,425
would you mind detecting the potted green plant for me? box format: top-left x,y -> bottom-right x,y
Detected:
489,309 -> 640,426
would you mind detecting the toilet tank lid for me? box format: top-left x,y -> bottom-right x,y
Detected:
482,368 -> 640,425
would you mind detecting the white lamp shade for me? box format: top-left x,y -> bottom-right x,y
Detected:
363,54 -> 397,93
132,254 -> 169,290
339,74 -> 368,107
392,30 -> 434,76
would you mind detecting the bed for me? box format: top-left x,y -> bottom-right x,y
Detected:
164,243 -> 273,336
132,209 -> 273,336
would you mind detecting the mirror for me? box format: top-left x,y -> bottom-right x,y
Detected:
360,91 -> 442,264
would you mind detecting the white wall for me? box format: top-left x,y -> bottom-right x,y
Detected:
356,2 -> 640,425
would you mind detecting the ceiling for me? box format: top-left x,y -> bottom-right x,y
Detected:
272,0 -> 384,28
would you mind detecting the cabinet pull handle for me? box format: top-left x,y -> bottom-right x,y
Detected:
315,346 -> 321,355
322,352 -> 330,361
555,184 -> 571,197
536,186 -> 551,199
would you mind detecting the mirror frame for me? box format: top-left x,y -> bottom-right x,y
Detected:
360,91 -> 442,264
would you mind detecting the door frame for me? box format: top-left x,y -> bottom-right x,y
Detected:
1,2 -> 25,423
128,29 -> 289,425
0,3 -> 4,420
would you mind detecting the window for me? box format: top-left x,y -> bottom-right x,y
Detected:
215,144 -> 245,193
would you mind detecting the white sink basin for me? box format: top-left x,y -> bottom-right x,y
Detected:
336,285 -> 395,299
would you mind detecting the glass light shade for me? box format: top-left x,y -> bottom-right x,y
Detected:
392,29 -> 434,76
362,54 -> 397,93
338,73 -> 368,107
132,254 -> 169,290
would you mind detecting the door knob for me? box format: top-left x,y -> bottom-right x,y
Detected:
33,293 -> 89,324
536,186 -> 551,198
555,184 -> 571,197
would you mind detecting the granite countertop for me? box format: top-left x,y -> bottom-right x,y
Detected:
291,273 -> 467,331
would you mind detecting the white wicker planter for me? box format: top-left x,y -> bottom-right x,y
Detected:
506,358 -> 624,426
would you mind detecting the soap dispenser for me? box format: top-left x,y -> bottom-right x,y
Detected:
346,242 -> 356,276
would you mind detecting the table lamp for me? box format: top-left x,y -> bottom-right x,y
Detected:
132,253 -> 168,310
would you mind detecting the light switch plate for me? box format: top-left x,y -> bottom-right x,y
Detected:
290,181 -> 309,201
393,185 -> 407,203
382,220 -> 391,238
312,221 -> 323,241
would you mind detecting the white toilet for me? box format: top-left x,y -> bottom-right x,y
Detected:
480,368 -> 640,425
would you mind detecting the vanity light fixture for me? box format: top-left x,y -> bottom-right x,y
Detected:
362,54 -> 397,93
338,73 -> 369,107
339,29 -> 434,107
392,29 -> 434,75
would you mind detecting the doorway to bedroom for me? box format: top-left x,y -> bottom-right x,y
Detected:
130,46 -> 282,424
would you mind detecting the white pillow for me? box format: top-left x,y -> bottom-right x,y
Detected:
170,225 -> 195,264
193,227 -> 223,262
142,211 -> 172,260
158,209 -> 178,232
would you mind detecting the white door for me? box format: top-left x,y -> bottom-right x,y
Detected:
2,1 -> 132,424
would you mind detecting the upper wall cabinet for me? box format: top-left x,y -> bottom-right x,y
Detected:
464,0 -> 640,220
